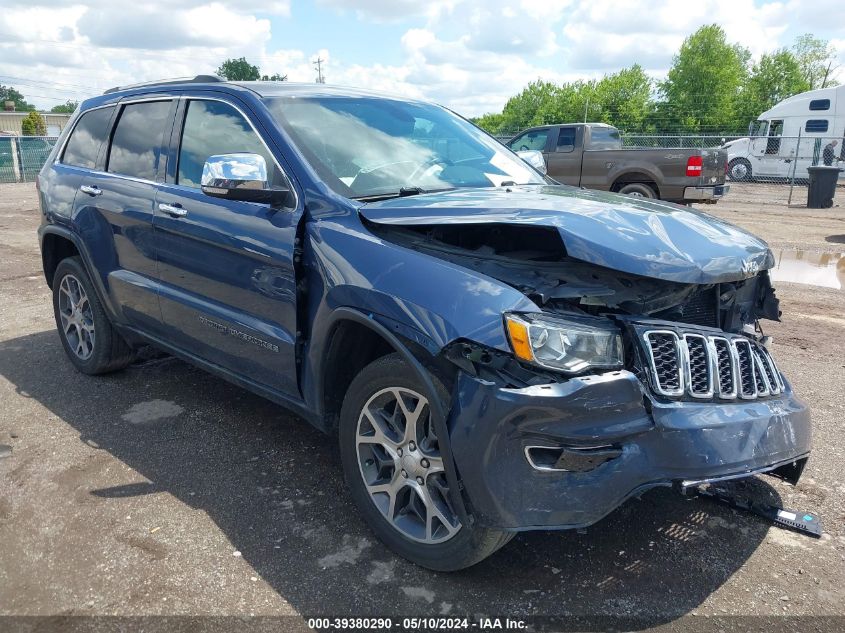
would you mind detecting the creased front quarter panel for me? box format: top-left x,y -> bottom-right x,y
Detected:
306,219 -> 537,351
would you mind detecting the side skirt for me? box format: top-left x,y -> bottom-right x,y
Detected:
119,326 -> 320,428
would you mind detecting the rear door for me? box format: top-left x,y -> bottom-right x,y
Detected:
153,95 -> 302,397
73,97 -> 176,333
543,125 -> 582,185
42,105 -> 115,228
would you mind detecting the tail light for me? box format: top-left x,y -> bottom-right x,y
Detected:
686,156 -> 703,177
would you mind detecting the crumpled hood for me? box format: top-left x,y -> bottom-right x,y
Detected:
359,185 -> 774,284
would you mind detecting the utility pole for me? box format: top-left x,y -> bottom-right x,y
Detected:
313,57 -> 325,84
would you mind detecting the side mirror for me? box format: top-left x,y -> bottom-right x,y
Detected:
201,153 -> 291,206
516,150 -> 547,175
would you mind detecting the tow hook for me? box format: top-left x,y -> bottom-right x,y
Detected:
678,483 -> 822,538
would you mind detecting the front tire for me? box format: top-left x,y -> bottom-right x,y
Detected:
617,182 -> 657,198
338,353 -> 513,571
728,158 -> 752,182
52,257 -> 134,375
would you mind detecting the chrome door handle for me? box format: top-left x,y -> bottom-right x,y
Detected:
79,185 -> 102,196
158,203 -> 187,218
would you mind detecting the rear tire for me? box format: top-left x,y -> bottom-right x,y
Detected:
617,182 -> 657,199
728,158 -> 752,182
338,353 -> 513,571
52,256 -> 135,375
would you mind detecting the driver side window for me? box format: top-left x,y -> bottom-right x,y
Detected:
509,129 -> 549,152
177,100 -> 277,188
765,120 -> 783,155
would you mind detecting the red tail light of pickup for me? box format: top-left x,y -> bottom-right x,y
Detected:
686,155 -> 703,177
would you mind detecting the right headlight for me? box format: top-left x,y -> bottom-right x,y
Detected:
504,313 -> 623,374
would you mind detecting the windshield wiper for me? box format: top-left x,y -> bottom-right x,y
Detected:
353,186 -> 455,203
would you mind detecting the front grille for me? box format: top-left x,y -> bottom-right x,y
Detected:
643,330 -> 784,400
645,332 -> 682,394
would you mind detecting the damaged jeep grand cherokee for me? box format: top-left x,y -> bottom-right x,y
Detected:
37,78 -> 810,571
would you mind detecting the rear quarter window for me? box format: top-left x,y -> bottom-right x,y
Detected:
586,127 -> 622,150
809,99 -> 830,111
61,107 -> 115,169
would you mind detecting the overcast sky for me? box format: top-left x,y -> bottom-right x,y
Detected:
1,0 -> 843,117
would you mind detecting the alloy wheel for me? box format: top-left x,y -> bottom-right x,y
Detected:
58,274 -> 95,360
356,387 -> 461,544
731,162 -> 749,180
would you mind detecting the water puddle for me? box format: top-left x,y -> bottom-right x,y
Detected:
769,250 -> 845,290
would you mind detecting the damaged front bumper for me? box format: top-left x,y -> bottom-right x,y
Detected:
448,369 -> 810,530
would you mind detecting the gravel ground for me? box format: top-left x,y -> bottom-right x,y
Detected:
0,182 -> 844,628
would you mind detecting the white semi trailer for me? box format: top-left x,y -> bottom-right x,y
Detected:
724,84 -> 844,181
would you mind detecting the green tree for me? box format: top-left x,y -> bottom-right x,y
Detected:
591,65 -> 654,131
659,24 -> 749,133
21,111 -> 47,136
216,57 -> 261,81
50,100 -> 79,114
261,73 -> 288,81
792,34 -> 838,90
497,80 -> 559,132
0,85 -> 35,111
472,112 -> 506,135
737,49 -> 809,126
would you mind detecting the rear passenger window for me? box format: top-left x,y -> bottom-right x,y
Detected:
177,100 -> 275,188
556,127 -> 577,152
809,99 -> 830,111
805,120 -> 829,133
108,101 -> 173,180
62,107 -> 114,169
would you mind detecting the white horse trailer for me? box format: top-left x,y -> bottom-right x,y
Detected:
724,85 -> 845,181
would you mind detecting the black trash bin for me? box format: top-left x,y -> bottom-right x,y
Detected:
807,165 -> 842,208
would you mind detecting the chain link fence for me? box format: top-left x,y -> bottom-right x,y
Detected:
0,136 -> 58,183
621,135 -> 744,148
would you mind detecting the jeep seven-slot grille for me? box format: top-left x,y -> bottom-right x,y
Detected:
643,330 -> 785,400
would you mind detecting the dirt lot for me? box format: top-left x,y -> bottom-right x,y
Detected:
1,182 -> 844,627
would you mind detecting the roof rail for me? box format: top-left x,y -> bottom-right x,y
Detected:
103,74 -> 224,95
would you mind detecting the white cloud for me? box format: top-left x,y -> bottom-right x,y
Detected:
76,4 -> 271,50
0,0 -> 842,118
560,0 -> 789,72
316,0 -> 453,22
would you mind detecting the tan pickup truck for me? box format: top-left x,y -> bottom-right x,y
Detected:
506,123 -> 730,204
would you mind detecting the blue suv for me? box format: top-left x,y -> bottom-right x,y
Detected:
37,76 -> 811,570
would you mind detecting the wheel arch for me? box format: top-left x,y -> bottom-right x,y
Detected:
611,171 -> 661,197
40,228 -> 82,289
38,225 -> 121,324
315,306 -> 471,525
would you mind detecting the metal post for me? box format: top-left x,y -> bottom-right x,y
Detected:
787,129 -> 801,206
10,137 -> 21,183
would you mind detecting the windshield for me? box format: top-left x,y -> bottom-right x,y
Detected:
263,96 -> 545,199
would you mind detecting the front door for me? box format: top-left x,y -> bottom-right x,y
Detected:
753,119 -> 791,177
153,96 -> 302,397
